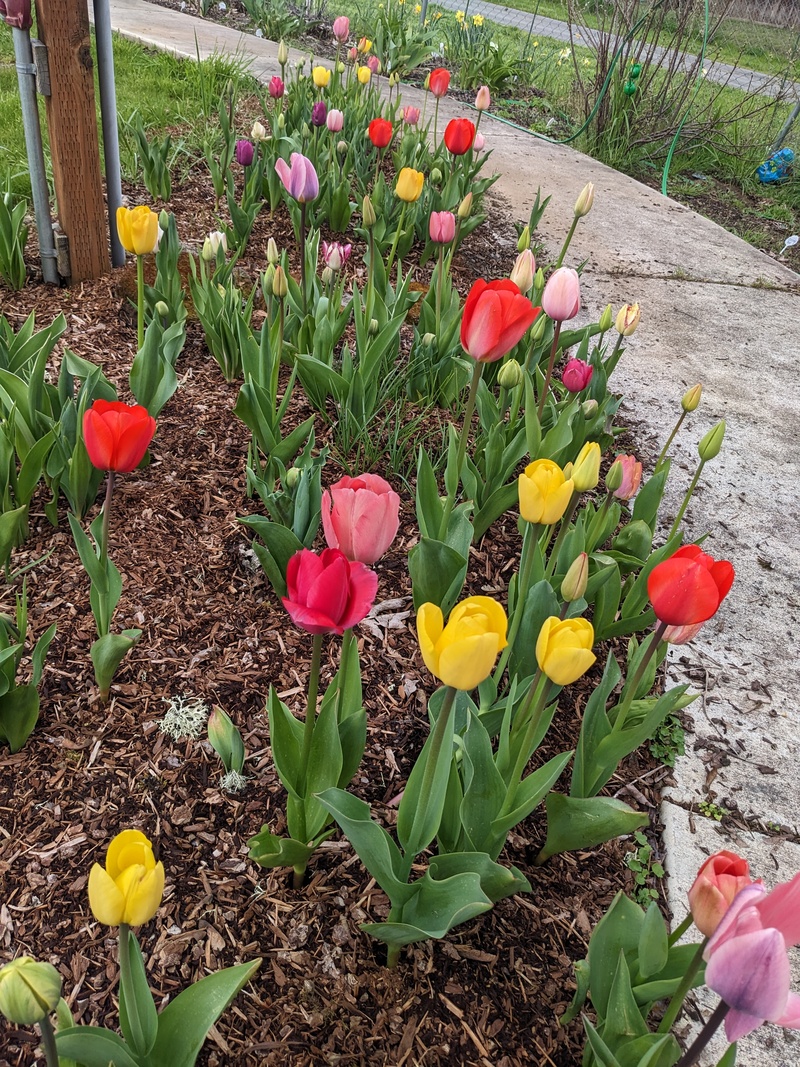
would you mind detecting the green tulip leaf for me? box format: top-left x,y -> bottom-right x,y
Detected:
616,1033 -> 681,1067
582,1016 -> 622,1067
0,683 -> 40,752
427,852 -> 531,903
55,1026 -> 140,1067
604,949 -> 648,1043
536,794 -> 648,866
396,697 -> 456,860
638,902 -> 669,980
247,828 -> 316,871
585,892 -> 645,1019
362,869 -> 493,947
267,687 -> 304,798
560,958 -> 590,1025
91,630 -> 141,699
118,927 -> 158,1057
408,536 -> 468,616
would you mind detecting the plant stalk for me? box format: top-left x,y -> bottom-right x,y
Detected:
38,1016 -> 60,1067
668,459 -> 705,541
536,320 -> 562,420
609,620 -> 667,735
493,522 -> 542,686
657,937 -> 708,1034
136,254 -> 145,351
656,409 -> 686,469
97,471 -> 116,637
437,359 -> 482,541
674,999 -> 730,1067
555,214 -> 579,269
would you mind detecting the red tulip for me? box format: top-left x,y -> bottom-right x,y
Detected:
282,548 -> 377,635
689,850 -> 756,938
321,474 -> 400,564
561,357 -> 593,393
83,400 -> 156,473
368,117 -> 393,149
428,67 -> 450,98
647,544 -> 734,627
460,279 -> 540,363
444,118 -> 475,156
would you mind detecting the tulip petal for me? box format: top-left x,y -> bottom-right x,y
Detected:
124,862 -> 165,926
724,1007 -> 766,1043
437,630 -> 502,690
754,872 -> 800,947
83,409 -> 115,471
113,414 -> 156,473
282,599 -> 338,634
341,564 -> 378,629
417,603 -> 444,680
705,927 -> 790,1021
647,556 -> 722,625
775,991 -> 800,1030
106,828 -> 154,879
88,863 -> 125,926
306,552 -> 350,623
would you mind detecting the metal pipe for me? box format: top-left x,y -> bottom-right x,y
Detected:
92,0 -> 125,267
11,26 -> 59,284
771,100 -> 800,155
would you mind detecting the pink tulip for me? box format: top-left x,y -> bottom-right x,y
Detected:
366,55 -> 380,74
275,153 -> 319,204
403,106 -> 421,126
332,15 -> 350,42
322,240 -> 351,271
283,548 -> 378,635
429,211 -> 456,244
612,453 -> 642,500
321,474 -> 401,565
542,267 -> 581,321
473,132 -> 485,151
269,75 -> 285,99
561,357 -> 593,393
704,874 -> 800,1042
475,85 -> 491,111
326,108 -> 344,132
348,46 -> 358,62
662,621 -> 705,644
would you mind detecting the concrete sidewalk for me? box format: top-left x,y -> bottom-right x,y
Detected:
99,3 -> 800,1062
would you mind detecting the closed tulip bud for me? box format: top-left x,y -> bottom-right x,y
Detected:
234,138 -> 255,166
430,167 -> 443,184
429,210 -> 456,244
262,263 -> 275,295
277,112 -> 286,129
337,140 -> 348,155
389,71 -> 400,86
311,100 -> 327,126
571,441 -> 601,491
337,60 -> 345,73
297,58 -> 306,70
273,264 -> 288,298
277,39 -> 289,64
475,84 -> 491,110
322,265 -> 334,285
369,318 -> 379,335
561,552 -> 589,603
358,36 -> 372,52
158,209 -> 170,231
682,383 -> 703,411
498,358 -> 523,390
531,314 -> 547,341
0,957 -> 62,1025
395,167 -> 425,203
208,706 -> 245,774
322,473 -> 401,564
362,195 -> 376,228
458,191 -> 473,219
519,459 -> 574,525
517,224 -> 530,252
688,850 -> 755,938
326,108 -> 344,132
251,120 -> 267,142
285,465 -> 301,488
510,249 -> 535,292
403,105 -> 421,125
348,46 -> 358,62
269,75 -> 285,98
422,332 -> 436,347
573,181 -> 595,218
582,398 -> 598,417
332,15 -> 350,42
116,205 -> 159,256
267,237 -> 280,264
698,420 -> 726,461
155,300 -> 169,318
357,65 -> 371,84
536,615 -> 596,685
615,302 -> 641,336
534,266 -> 545,291
598,303 -> 613,332
203,230 -> 227,260
542,266 -> 581,321
605,459 -> 624,492
201,236 -> 216,261
302,122 -> 310,138
562,357 -> 593,393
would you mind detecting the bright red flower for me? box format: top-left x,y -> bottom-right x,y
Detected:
282,548 -> 378,635
647,544 -> 734,627
83,400 -> 156,473
428,67 -> 450,98
443,118 -> 475,156
460,279 -> 540,363
368,117 -> 393,149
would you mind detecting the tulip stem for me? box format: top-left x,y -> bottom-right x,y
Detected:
668,459 -> 705,541
433,96 -> 441,149
492,522 -> 542,687
674,999 -> 730,1067
386,202 -> 408,275
610,620 -> 667,735
437,360 -> 482,541
336,628 -> 354,722
544,491 -> 579,582
97,471 -> 116,638
38,1015 -> 60,1067
656,409 -> 687,470
657,937 -> 708,1035
299,202 -> 308,317
498,672 -> 550,814
136,254 -> 145,351
669,911 -> 694,945
299,633 -> 324,795
536,320 -> 562,421
435,246 -> 444,337
555,215 -> 579,270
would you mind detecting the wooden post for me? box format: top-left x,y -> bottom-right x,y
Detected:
34,0 -> 109,280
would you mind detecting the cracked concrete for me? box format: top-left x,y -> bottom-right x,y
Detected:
94,4 -> 800,1061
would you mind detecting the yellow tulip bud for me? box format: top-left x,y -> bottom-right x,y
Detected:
570,441 -> 601,492
615,302 -> 641,336
277,40 -> 289,65
458,192 -> 473,219
116,205 -> 159,256
395,167 -> 425,203
362,195 -> 376,228
598,303 -> 613,332
698,419 -> 725,462
88,829 -> 165,927
273,264 -> 289,299
682,383 -> 703,412
312,65 -> 331,88
561,552 -> 589,603
357,65 -> 372,84
0,957 -> 62,1025
417,596 -> 508,691
518,459 -> 574,525
536,616 -> 596,685
573,181 -> 595,218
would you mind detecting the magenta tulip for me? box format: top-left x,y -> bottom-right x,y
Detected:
234,139 -> 254,167
311,100 -> 327,127
321,474 -> 401,565
332,15 -> 349,42
283,548 -> 377,635
275,153 -> 319,203
704,874 -> 800,1042
269,75 -> 285,98
429,211 -> 456,244
542,267 -> 581,321
562,357 -> 593,393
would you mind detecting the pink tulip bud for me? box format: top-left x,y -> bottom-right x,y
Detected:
326,108 -> 344,133
321,474 -> 401,564
332,15 -> 350,42
403,105 -> 421,126
612,453 -> 642,500
473,132 -> 485,152
322,240 -> 352,271
429,211 -> 456,244
542,267 -> 581,321
348,46 -> 358,62
275,152 -> 319,204
474,85 -> 491,111
269,75 -> 285,99
366,55 -> 380,74
561,357 -> 593,393
509,249 -> 535,293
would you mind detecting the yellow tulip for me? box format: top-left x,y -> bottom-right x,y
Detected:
116,205 -> 159,256
88,829 -> 165,927
536,616 -> 596,686
417,596 -> 508,691
357,65 -> 372,84
615,302 -> 641,336
570,441 -> 601,492
395,167 -> 424,203
312,65 -> 331,88
518,459 -> 574,525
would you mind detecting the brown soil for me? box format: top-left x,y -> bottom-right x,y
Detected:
1,57 -> 672,1067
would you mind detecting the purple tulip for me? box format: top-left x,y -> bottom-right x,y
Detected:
311,100 -> 328,127
234,139 -> 255,167
275,153 -> 319,204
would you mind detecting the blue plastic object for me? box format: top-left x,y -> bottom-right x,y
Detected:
757,148 -> 794,184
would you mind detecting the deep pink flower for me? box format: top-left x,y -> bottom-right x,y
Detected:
366,55 -> 380,74
269,76 -> 285,99
321,474 -> 400,564
704,874 -> 800,1042
234,139 -> 254,167
275,153 -> 319,203
562,358 -> 593,393
429,211 -> 456,244
461,279 -> 540,363
542,267 -> 581,321
283,548 -> 377,634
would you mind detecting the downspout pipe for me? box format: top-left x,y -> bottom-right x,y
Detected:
92,0 -> 125,267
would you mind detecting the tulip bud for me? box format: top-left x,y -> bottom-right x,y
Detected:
262,263 -> 275,296
369,318 -> 379,336
337,140 -> 348,155
251,120 -> 267,142
475,85 -> 491,110
277,112 -> 286,130
598,303 -> 613,332
0,957 -> 62,1025
207,706 -> 245,774
534,267 -> 545,292
267,237 -> 280,265
285,466 -> 301,489
531,313 -> 547,342
155,300 -> 169,318
362,195 -> 376,228
273,264 -> 288,299
698,420 -> 726,462
682,383 -> 703,412
498,359 -> 523,390
430,167 -> 442,184
517,224 -> 530,252
278,39 -> 289,65
201,237 -> 215,261
322,265 -> 334,285
561,552 -> 589,603
605,459 -> 624,492
615,302 -> 641,336
510,249 -> 535,293
582,398 -> 598,418
337,61 -> 345,73
297,58 -> 306,70
574,181 -> 595,218
571,441 -> 601,492
158,209 -> 170,231
458,192 -> 473,219
422,332 -> 436,347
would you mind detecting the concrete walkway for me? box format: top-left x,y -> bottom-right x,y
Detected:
431,0 -> 800,99
99,3 -> 800,1062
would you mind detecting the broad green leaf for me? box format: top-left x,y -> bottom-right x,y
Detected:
586,892 -> 645,1019
638,902 -> 669,980
396,697 -> 456,859
267,687 -> 304,798
247,828 -> 316,871
427,852 -> 530,902
90,630 -> 141,699
604,950 -> 648,1043
582,1017 -> 622,1067
118,928 -> 158,1057
408,536 -> 468,615
363,869 -> 492,947
536,794 -> 648,865
0,683 -> 40,752
55,1027 -> 140,1067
